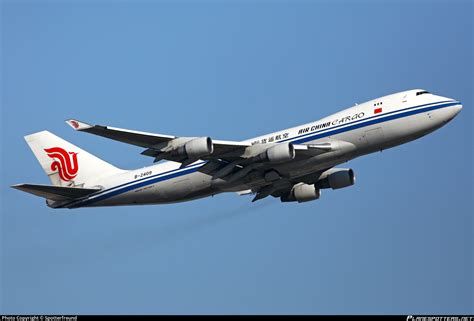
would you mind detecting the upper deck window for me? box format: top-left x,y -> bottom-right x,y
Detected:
416,91 -> 430,96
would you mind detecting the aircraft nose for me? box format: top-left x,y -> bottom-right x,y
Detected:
442,100 -> 462,123
452,102 -> 463,115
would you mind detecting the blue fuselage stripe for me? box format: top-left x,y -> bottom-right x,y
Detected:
279,100 -> 452,143
72,165 -> 203,207
68,100 -> 459,208
292,101 -> 458,144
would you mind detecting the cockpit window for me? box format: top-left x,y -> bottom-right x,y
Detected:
416,91 -> 430,96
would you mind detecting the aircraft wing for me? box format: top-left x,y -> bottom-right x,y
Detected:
66,119 -> 176,148
66,119 -> 343,169
66,119 -> 251,166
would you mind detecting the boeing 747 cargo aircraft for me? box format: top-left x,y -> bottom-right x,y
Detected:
12,89 -> 462,208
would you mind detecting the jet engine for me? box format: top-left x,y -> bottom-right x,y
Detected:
281,183 -> 321,203
317,168 -> 355,190
171,137 -> 214,159
254,143 -> 295,164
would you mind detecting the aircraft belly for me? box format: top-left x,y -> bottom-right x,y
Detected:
156,172 -> 213,202
274,158 -> 349,181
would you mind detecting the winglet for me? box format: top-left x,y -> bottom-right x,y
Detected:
65,119 -> 93,131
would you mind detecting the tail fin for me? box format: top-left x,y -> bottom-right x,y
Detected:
25,130 -> 122,187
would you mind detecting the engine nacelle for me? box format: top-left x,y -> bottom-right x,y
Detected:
317,168 -> 355,190
281,183 -> 321,203
172,137 -> 214,159
255,143 -> 295,164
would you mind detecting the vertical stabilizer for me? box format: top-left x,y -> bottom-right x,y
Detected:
24,130 -> 122,187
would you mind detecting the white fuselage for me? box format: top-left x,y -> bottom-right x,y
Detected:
63,89 -> 462,208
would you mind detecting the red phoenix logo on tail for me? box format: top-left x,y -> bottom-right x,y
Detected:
44,147 -> 79,181
70,120 -> 80,129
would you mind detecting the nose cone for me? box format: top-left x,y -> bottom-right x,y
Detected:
442,100 -> 462,123
453,102 -> 463,115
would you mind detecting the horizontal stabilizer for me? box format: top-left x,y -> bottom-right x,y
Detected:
11,184 -> 100,201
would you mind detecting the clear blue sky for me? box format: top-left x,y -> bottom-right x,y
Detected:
1,0 -> 472,314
